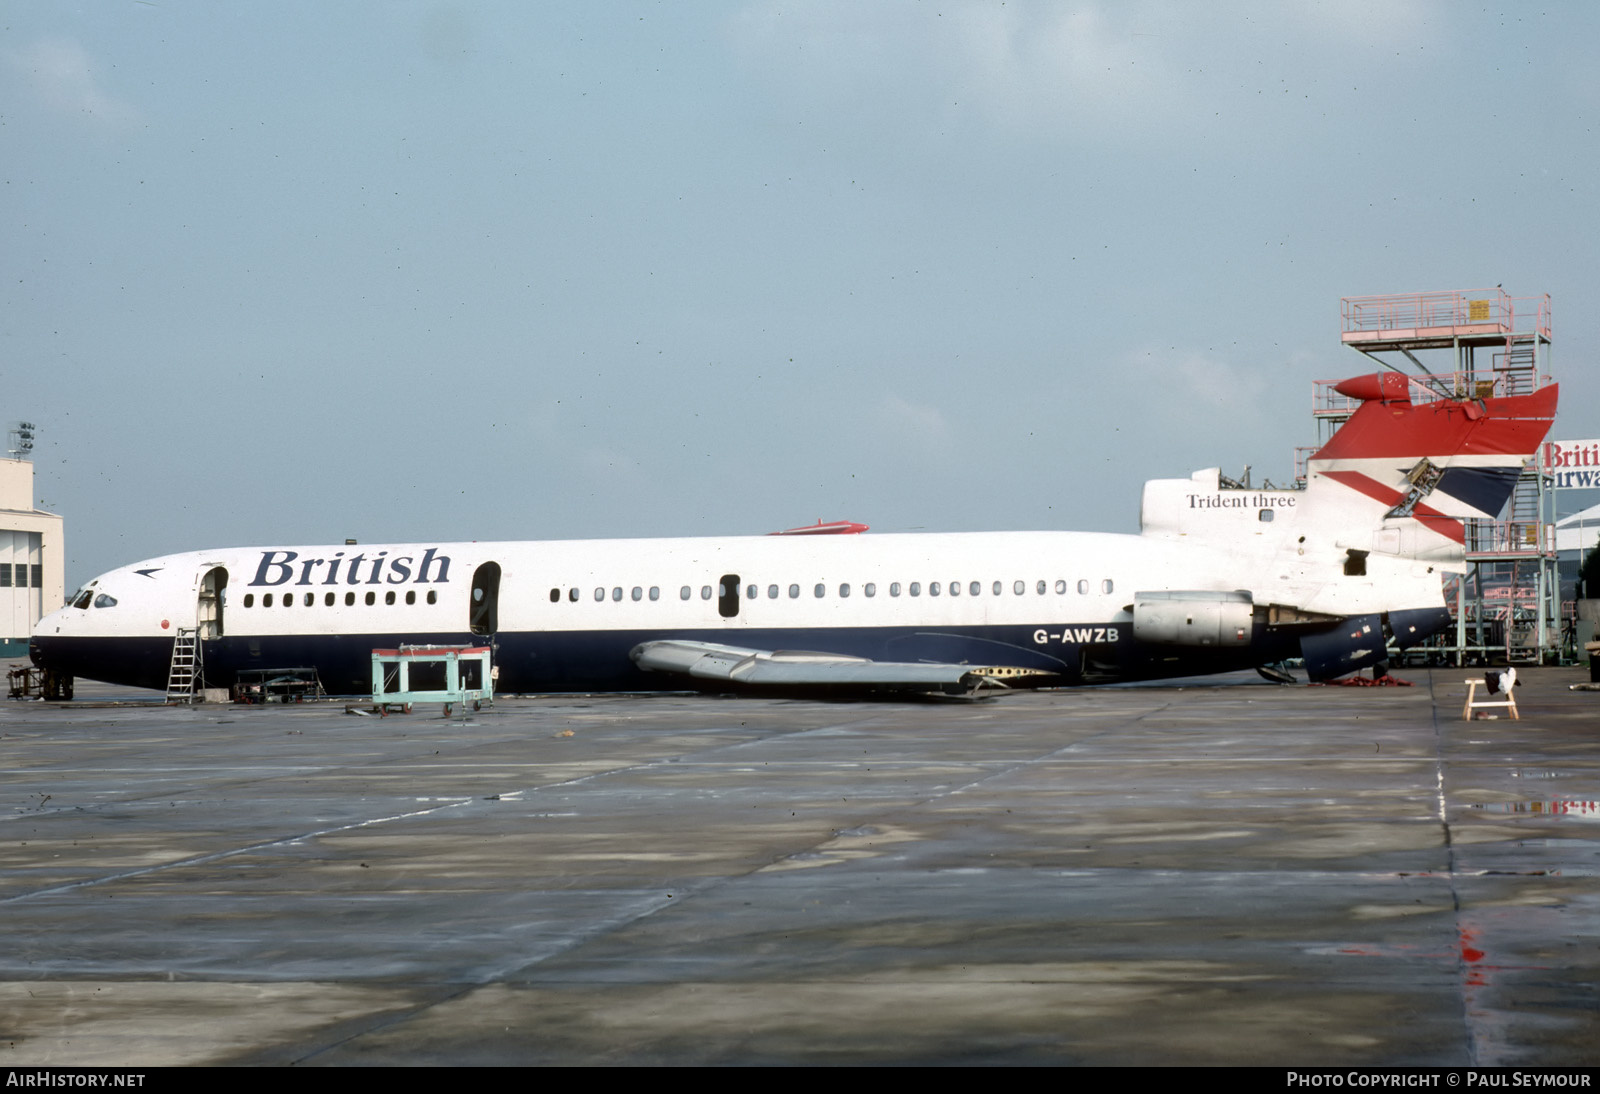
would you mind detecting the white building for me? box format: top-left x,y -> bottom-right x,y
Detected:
1556,502 -> 1600,558
0,457 -> 64,657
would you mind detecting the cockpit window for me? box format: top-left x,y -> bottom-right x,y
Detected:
71,588 -> 93,609
92,593 -> 118,608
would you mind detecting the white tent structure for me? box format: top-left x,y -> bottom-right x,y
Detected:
1556,502 -> 1600,557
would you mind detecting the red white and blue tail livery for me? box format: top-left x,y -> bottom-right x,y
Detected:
1308,373 -> 1559,558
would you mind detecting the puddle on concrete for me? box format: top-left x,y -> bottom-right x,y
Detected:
1466,800 -> 1598,820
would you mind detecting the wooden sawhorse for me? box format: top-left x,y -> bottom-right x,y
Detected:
1462,678 -> 1519,720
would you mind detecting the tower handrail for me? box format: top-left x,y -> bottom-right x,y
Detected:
1340,289 -> 1551,339
1342,288 -> 1508,334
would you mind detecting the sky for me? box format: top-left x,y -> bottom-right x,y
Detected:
4,0 -> 1598,587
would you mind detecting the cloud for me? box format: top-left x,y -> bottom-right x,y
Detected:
1286,0 -> 1435,43
726,1 -> 1196,138
882,394 -> 948,442
1164,351 -> 1270,411
937,4 -> 1175,131
7,37 -> 141,126
1121,344 -> 1288,472
728,0 -> 1441,143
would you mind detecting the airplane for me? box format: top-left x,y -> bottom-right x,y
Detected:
29,373 -> 1558,699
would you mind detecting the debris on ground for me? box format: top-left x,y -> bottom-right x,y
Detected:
1311,672 -> 1414,687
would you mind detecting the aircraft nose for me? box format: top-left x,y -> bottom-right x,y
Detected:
28,630 -> 63,673
29,604 -> 77,665
32,604 -> 68,637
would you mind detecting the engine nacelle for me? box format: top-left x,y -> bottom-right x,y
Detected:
1132,591 -> 1254,647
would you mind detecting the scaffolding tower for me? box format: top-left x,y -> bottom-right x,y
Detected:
1321,288 -> 1558,665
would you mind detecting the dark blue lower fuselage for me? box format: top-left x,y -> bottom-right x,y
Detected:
30,619 -> 1340,695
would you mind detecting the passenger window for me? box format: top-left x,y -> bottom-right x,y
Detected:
385,591 -> 395,605
910,582 -> 920,596
864,583 -> 876,597
1102,579 -> 1114,594
346,591 -> 356,606
949,582 -> 959,597
632,586 -> 643,601
427,590 -> 437,605
365,591 -> 375,606
789,584 -> 800,599
283,595 -> 292,608
1078,579 -> 1089,594
595,588 -> 605,602
406,590 -> 416,605
890,582 -> 901,597
839,583 -> 850,598
302,592 -> 312,607
930,582 -> 941,596
701,585 -> 712,600
768,584 -> 779,599
264,593 -> 274,608
680,586 -> 691,600
649,586 -> 660,601
569,588 -> 579,602
1036,580 -> 1046,595
550,589 -> 560,603
991,581 -> 1001,596
746,584 -> 757,600
970,581 -> 981,596
325,592 -> 335,606
814,583 -> 825,598
243,594 -> 255,608
612,587 -> 623,602
1014,580 -> 1025,595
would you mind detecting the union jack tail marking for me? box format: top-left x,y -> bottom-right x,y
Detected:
1306,375 -> 1558,557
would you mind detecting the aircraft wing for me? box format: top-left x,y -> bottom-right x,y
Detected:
629,639 -> 1036,695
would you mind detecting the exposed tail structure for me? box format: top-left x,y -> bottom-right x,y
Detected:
1304,374 -> 1559,565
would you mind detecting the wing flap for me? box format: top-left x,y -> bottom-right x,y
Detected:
630,640 -> 1025,693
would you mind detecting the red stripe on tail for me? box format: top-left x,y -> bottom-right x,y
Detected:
1320,470 -> 1466,544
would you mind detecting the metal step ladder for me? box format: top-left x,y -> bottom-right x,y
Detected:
1496,340 -> 1539,395
1510,475 -> 1540,520
165,628 -> 202,704
1504,475 -> 1549,664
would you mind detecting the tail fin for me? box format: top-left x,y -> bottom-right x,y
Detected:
1306,374 -> 1558,562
